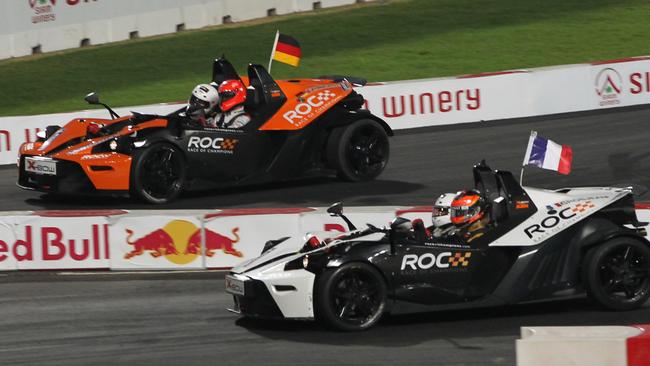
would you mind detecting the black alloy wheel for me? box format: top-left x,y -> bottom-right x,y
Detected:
327,119 -> 389,182
315,262 -> 387,331
131,144 -> 186,204
584,237 -> 650,310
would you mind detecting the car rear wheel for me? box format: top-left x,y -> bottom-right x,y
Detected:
130,143 -> 186,204
583,237 -> 650,311
326,119 -> 389,181
314,262 -> 387,331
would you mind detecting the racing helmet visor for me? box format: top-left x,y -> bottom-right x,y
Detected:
220,90 -> 236,101
432,206 -> 449,217
189,95 -> 210,110
450,205 -> 482,225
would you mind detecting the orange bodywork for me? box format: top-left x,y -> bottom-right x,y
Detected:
20,116 -> 168,190
259,79 -> 353,131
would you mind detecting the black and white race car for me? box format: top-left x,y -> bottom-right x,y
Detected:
226,162 -> 650,331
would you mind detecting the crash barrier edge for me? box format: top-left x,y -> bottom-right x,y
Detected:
1,205 -> 649,272
516,325 -> 650,366
2,55 -> 650,165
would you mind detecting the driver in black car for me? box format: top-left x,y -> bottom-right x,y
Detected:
449,189 -> 490,244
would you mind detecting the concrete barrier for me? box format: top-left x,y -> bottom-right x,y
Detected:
517,325 -> 650,366
0,0 -> 361,60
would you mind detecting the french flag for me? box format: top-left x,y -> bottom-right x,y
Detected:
523,131 -> 573,175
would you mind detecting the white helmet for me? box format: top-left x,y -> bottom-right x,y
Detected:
187,84 -> 220,116
432,193 -> 455,227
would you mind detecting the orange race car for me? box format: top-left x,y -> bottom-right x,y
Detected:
18,58 -> 392,204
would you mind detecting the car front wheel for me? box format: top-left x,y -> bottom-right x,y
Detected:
130,143 -> 186,204
315,262 -> 387,331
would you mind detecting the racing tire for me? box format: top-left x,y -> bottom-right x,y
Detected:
326,119 -> 389,182
314,262 -> 387,331
583,237 -> 650,311
130,143 -> 186,204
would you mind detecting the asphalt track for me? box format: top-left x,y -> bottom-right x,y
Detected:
1,106 -> 650,365
0,271 -> 648,366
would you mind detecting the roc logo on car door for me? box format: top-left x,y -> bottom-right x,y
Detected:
401,252 -> 472,270
187,136 -> 239,154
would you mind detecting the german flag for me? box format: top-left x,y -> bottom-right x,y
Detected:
271,32 -> 301,67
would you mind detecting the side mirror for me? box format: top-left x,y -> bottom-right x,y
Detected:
327,202 -> 343,216
390,217 -> 412,233
326,202 -> 356,231
389,216 -> 411,255
84,92 -> 100,105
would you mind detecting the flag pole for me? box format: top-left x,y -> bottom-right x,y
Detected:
268,30 -> 279,73
520,130 -> 536,186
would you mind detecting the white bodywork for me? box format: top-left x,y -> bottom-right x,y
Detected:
228,230 -> 385,319
491,186 -> 630,246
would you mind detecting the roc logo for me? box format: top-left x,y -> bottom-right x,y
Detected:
595,68 -> 622,107
572,201 -> 595,213
525,200 -> 599,240
448,252 -> 472,267
124,220 -> 242,264
283,89 -> 339,126
400,251 -> 472,271
187,136 -> 239,154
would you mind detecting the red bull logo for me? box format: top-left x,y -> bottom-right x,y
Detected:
185,227 -> 242,257
124,220 -> 243,264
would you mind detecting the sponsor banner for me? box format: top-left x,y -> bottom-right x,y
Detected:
0,205 -> 647,271
0,219 -> 19,270
0,215 -> 110,270
202,213 -> 303,269
591,59 -> 650,109
358,73 -> 517,129
110,214 -> 204,270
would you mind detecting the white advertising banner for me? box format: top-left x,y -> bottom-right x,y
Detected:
358,71 -> 527,129
109,213 -> 205,270
202,211 -> 304,269
0,217 -> 19,271
0,206 -> 648,271
0,213 -> 111,270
